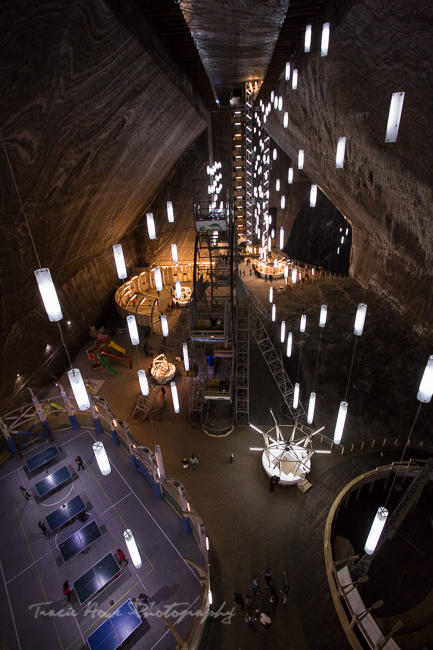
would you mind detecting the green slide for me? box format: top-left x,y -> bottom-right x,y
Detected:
97,354 -> 119,377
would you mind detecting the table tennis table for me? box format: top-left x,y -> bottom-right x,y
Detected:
59,521 -> 102,562
46,494 -> 86,532
35,465 -> 72,497
73,552 -> 120,605
25,445 -> 60,472
87,599 -> 141,650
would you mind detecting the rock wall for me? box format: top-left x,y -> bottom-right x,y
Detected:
0,0 -> 208,400
265,0 -> 433,340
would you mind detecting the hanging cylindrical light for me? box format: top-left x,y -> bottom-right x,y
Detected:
268,237 -> 272,252
271,229 -> 275,239
307,392 -> 316,424
93,441 -> 111,475
319,305 -> 327,328
298,150 -> 304,169
310,184 -> 318,207
280,320 -> 286,343
300,314 -> 307,332
146,213 -> 156,239
333,401 -> 348,444
273,257 -> 277,269
292,70 -> 298,90
170,381 -> 180,413
385,92 -> 405,143
272,304 -> 276,322
417,355 -> 433,403
281,195 -> 286,209
271,91 -> 275,102
285,62 -> 291,80
123,529 -> 142,568
182,342 -> 190,372
287,332 -> 293,357
160,315 -> 169,337
304,24 -> 312,52
293,383 -> 300,408
364,507 -> 388,555
276,179 -> 280,191
354,303 -> 367,336
127,314 -> 139,345
35,268 -> 63,322
153,267 -> 163,292
138,369 -> 149,396
273,148 -> 277,160
175,280 -> 181,299
284,264 -> 289,279
269,287 -> 273,303
274,96 -> 278,110
278,97 -> 283,111
283,112 -> 288,128
288,168 -> 293,184
112,244 -> 127,280
167,200 -> 175,223
68,368 -> 90,410
171,244 -> 178,264
321,23 -> 330,56
292,267 -> 297,284
279,227 -> 284,250
336,137 -> 346,168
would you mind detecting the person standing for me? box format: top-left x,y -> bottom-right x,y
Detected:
245,613 -> 254,628
189,454 -> 198,471
39,521 -> 47,536
234,592 -> 244,609
63,580 -> 72,603
244,595 -> 252,608
251,577 -> 259,596
270,475 -> 280,492
265,568 -> 272,589
270,589 -> 279,613
117,548 -> 129,567
182,458 -> 189,473
75,455 -> 85,471
19,486 -> 31,500
281,582 -> 290,605
128,357 -> 133,369
260,612 -> 271,629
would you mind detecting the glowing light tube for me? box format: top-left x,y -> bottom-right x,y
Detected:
278,97 -> 283,111
170,244 -> 178,264
287,332 -> 293,357
127,314 -> 140,345
298,150 -> 304,169
284,264 -> 289,279
417,355 -> 433,403
112,244 -> 127,280
283,112 -> 288,128
321,23 -> 330,56
35,268 -> 63,322
293,383 -> 300,408
285,62 -> 291,80
124,529 -> 142,568
170,381 -> 180,413
273,148 -> 277,160
305,24 -> 312,52
310,184 -> 317,207
354,303 -> 367,336
280,320 -> 286,343
336,137 -> 346,169
175,280 -> 181,299
272,304 -> 276,321
93,441 -> 111,475
319,305 -> 327,328
333,401 -> 348,444
161,314 -> 169,337
276,179 -> 280,191
68,368 -> 90,410
268,237 -> 272,252
281,195 -> 286,209
292,268 -> 297,284
153,267 -> 163,292
292,70 -> 298,90
138,369 -> 149,396
288,168 -> 293,184
146,213 -> 156,239
364,507 -> 388,555
182,342 -> 190,372
300,314 -> 306,332
385,92 -> 405,143
279,227 -> 284,250
307,392 -> 316,424
167,200 -> 175,223
269,287 -> 273,303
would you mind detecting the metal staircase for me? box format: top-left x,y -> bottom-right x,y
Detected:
235,296 -> 250,423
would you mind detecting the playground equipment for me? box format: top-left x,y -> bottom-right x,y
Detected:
87,335 -> 126,374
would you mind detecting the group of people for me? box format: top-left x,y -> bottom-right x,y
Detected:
62,548 -> 130,604
182,455 -> 198,473
234,569 -> 290,631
